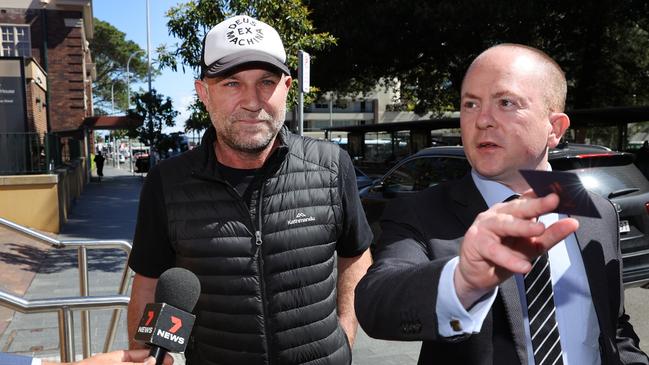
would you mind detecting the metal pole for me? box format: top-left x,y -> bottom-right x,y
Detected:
111,83 -> 115,115
116,138 -> 121,169
298,91 -> 304,136
126,50 -> 144,110
78,246 -> 91,358
103,266 -> 133,353
329,95 -> 333,127
146,0 -> 154,167
112,135 -> 117,168
128,137 -> 133,173
146,0 -> 151,94
58,306 -> 75,362
84,127 -> 91,184
297,50 -> 309,136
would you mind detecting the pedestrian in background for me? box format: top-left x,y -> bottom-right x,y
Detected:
94,151 -> 105,181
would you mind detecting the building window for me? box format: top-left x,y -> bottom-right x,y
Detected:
1,25 -> 31,57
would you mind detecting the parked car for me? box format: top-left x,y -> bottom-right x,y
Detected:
355,166 -> 375,190
135,154 -> 150,173
360,143 -> 649,287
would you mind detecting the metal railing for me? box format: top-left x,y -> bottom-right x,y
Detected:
0,291 -> 130,362
0,217 -> 133,361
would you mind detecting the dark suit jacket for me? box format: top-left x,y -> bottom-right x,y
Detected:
355,174 -> 649,365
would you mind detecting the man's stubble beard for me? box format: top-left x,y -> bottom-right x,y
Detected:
211,105 -> 286,154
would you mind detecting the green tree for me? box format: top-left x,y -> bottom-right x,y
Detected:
184,99 -> 211,132
157,0 -> 337,132
90,19 -> 152,114
127,89 -> 179,151
307,0 -> 649,114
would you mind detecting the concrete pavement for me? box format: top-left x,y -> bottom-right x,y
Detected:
0,165 -> 143,361
0,164 -> 420,363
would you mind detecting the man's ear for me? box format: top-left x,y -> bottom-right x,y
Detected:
283,75 -> 293,89
548,112 -> 570,148
194,80 -> 209,104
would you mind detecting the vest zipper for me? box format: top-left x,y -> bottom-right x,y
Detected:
255,183 -> 273,364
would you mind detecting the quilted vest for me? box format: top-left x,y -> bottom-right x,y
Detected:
156,127 -> 350,365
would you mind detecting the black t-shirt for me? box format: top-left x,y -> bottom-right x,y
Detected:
215,161 -> 258,199
128,147 -> 372,278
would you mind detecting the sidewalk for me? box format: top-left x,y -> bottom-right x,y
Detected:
0,163 -> 420,363
0,164 -> 143,360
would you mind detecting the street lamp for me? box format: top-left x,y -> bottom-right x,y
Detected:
126,50 -> 145,110
110,82 -> 115,114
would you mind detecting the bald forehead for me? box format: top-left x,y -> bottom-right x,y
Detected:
468,46 -> 544,78
464,44 -> 566,111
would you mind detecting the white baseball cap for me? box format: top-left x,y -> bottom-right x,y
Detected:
201,15 -> 290,78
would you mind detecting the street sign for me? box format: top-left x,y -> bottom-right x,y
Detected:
298,50 -> 310,93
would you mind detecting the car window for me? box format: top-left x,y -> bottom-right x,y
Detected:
383,156 -> 470,192
568,164 -> 649,197
552,156 -> 649,197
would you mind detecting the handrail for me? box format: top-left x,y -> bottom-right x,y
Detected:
0,217 -> 132,358
0,290 -> 130,362
0,291 -> 130,313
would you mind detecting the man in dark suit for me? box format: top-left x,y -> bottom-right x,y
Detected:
355,44 -> 649,364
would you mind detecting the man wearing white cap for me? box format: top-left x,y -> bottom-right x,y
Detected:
127,15 -> 372,365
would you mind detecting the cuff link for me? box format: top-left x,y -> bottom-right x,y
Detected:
450,319 -> 463,332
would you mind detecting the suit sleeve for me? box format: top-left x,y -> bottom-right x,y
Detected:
354,196 -> 469,342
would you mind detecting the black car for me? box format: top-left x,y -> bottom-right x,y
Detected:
360,143 -> 649,287
355,166 -> 375,190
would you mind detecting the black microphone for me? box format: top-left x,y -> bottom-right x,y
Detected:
134,267 -> 201,365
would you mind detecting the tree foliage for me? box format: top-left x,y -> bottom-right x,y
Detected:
307,0 -> 649,113
127,89 -> 179,150
157,0 -> 337,132
90,19 -> 153,114
183,99 -> 211,132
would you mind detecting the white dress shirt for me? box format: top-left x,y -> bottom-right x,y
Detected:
435,169 -> 601,365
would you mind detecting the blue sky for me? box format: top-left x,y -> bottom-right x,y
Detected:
93,0 -> 195,133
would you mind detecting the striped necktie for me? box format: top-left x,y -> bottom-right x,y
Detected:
524,253 -> 564,365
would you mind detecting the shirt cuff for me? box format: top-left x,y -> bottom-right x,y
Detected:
31,359 -> 42,365
436,256 -> 498,337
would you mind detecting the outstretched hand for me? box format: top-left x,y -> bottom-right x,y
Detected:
454,192 -> 579,308
49,349 -> 173,365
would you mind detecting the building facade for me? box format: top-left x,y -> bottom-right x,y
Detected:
0,0 -> 93,171
0,0 -> 94,232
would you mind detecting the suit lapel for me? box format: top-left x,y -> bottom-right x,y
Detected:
500,278 -> 528,365
449,174 -> 529,365
449,174 -> 488,226
574,213 -> 612,337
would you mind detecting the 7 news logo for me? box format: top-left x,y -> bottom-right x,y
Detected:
138,310 -> 185,343
155,314 -> 185,344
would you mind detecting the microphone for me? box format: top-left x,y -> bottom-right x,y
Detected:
134,267 -> 201,365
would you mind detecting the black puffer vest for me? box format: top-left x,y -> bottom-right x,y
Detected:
156,127 -> 351,365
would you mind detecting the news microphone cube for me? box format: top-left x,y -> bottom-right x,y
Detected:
134,302 -> 196,353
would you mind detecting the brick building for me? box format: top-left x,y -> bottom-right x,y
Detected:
0,0 -> 94,232
0,0 -> 94,173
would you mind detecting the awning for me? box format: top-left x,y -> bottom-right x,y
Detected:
82,115 -> 144,130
